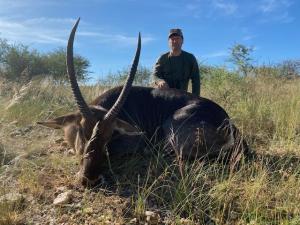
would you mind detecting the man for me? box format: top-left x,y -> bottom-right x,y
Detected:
153,28 -> 200,95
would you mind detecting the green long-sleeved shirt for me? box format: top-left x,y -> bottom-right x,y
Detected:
153,50 -> 200,95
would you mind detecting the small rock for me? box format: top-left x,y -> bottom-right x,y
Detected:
53,190 -> 73,206
145,211 -> 155,217
145,211 -> 160,224
129,218 -> 138,224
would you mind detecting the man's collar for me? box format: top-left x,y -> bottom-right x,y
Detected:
168,50 -> 183,58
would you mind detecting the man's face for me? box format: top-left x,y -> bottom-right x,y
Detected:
168,35 -> 183,52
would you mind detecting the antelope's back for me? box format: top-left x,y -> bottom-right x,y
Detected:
91,86 -> 230,136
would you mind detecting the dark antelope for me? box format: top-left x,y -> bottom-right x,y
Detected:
38,19 -> 251,186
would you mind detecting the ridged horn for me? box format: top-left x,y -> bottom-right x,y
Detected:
104,32 -> 141,121
67,18 -> 93,119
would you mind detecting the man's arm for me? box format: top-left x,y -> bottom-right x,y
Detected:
152,55 -> 169,88
191,56 -> 200,96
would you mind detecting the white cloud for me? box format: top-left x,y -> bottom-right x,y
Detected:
276,11 -> 294,23
202,50 -> 228,58
24,17 -> 76,25
0,0 -> 63,15
0,17 -> 154,47
259,0 -> 292,13
186,3 -> 200,11
259,11 -> 294,23
83,32 -> 154,46
242,35 -> 257,41
260,0 -> 278,12
212,0 -> 238,15
258,0 -> 294,23
182,0 -> 239,18
0,17 -> 70,45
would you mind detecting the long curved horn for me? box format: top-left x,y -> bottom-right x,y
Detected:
67,18 -> 93,119
104,33 -> 141,121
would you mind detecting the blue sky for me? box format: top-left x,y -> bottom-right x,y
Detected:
0,0 -> 299,81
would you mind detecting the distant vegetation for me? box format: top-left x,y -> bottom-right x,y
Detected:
0,38 -> 89,83
0,38 -> 299,85
97,66 -> 153,86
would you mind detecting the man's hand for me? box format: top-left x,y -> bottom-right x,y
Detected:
156,80 -> 169,89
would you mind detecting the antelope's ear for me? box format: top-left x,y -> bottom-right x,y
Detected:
113,119 -> 144,136
37,113 -> 80,129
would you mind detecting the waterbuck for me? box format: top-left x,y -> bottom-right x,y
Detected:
38,19 -> 251,186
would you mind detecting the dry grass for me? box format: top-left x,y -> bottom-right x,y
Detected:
0,75 -> 300,224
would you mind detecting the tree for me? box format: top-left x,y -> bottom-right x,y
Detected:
0,38 -> 90,82
45,48 -> 90,83
0,39 -> 10,62
229,43 -> 254,76
1,43 -> 45,81
99,66 -> 152,86
278,59 -> 300,78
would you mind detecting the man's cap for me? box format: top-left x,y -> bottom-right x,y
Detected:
168,28 -> 183,38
